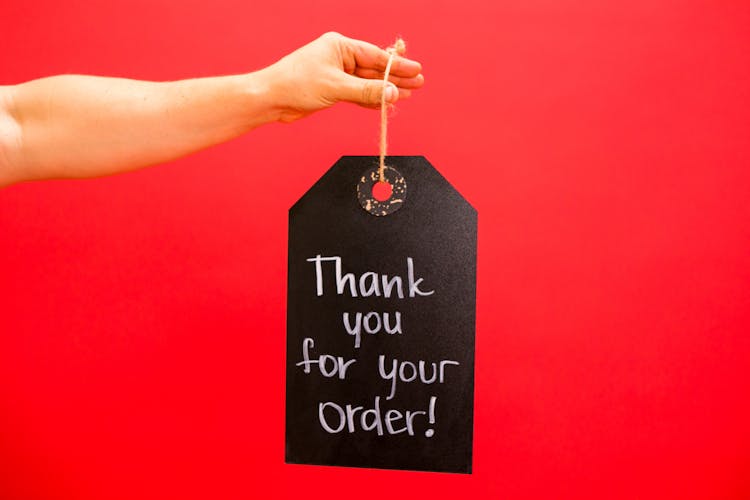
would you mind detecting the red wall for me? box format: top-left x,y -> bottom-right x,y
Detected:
2,1 -> 749,498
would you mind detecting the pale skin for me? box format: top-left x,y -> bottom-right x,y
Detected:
0,32 -> 424,188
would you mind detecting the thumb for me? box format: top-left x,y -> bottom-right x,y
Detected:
339,75 -> 398,107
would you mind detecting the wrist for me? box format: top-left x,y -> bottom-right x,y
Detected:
240,68 -> 285,125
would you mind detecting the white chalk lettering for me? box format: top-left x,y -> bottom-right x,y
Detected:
296,338 -> 356,379
342,311 -> 402,348
305,255 -> 356,297
361,399 -> 384,435
342,312 -> 362,348
359,272 -> 381,297
383,311 -> 402,334
385,409 -> 408,435
303,253 -> 447,440
317,396 -> 433,436
306,256 -> 433,299
381,275 -> 404,299
319,402 -> 346,433
399,361 -> 418,382
407,257 -> 434,297
379,355 -> 460,399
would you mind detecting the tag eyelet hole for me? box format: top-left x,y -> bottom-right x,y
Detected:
372,181 -> 393,201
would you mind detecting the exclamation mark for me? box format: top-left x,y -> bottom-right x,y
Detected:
424,396 -> 436,437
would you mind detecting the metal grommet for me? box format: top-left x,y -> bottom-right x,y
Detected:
357,166 -> 407,216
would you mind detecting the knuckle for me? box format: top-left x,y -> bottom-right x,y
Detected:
321,31 -> 342,41
361,83 -> 376,105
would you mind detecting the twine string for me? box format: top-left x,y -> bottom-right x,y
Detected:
378,38 -> 405,183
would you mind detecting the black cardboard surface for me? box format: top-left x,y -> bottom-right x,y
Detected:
285,156 -> 477,473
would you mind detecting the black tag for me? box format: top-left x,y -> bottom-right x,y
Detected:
285,156 -> 477,474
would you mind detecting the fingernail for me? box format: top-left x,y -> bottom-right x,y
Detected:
385,85 -> 396,102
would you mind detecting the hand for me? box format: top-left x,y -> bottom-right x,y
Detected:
262,32 -> 424,123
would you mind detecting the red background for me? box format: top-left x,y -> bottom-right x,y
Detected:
2,1 -> 749,498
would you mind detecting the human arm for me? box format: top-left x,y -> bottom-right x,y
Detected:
0,32 -> 423,187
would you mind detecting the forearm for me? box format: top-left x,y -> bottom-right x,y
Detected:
2,72 -> 279,184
